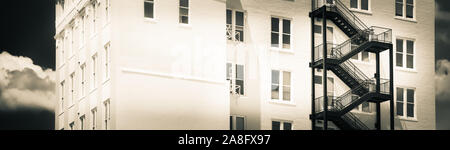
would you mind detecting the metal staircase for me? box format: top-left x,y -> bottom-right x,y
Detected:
309,0 -> 394,130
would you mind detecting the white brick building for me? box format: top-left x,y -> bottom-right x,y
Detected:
55,0 -> 435,130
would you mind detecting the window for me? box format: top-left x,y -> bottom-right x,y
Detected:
271,70 -> 291,101
351,51 -> 370,62
80,64 -> 86,97
272,121 -> 292,130
271,17 -> 291,49
179,0 -> 189,24
104,43 -> 111,80
350,0 -> 369,11
354,101 -> 371,113
226,9 -> 245,42
70,72 -> 75,105
80,115 -> 85,130
396,87 -> 415,118
60,81 -> 65,112
81,12 -> 86,45
69,122 -> 75,130
91,108 -> 97,130
396,39 -> 414,69
92,54 -> 97,89
235,65 -> 244,95
144,0 -> 154,19
226,63 -> 232,81
104,100 -> 111,130
229,116 -> 245,130
396,0 -> 414,19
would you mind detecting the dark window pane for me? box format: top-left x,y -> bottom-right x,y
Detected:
226,10 -> 232,24
396,53 -> 403,67
229,116 -> 233,130
362,51 -> 369,62
272,18 -> 279,32
236,30 -> 244,42
236,117 -> 244,130
226,63 -> 232,80
180,16 -> 189,24
406,40 -> 414,54
407,55 -> 413,68
236,11 -> 244,26
144,2 -> 154,18
407,89 -> 414,103
395,2 -> 403,16
314,75 -> 322,84
397,102 -> 404,116
406,0 -> 414,5
407,104 -> 414,117
283,122 -> 292,130
271,33 -> 279,47
326,0 -> 333,4
397,88 -> 404,102
362,102 -> 370,112
283,19 -> 290,34
283,34 -> 290,49
361,0 -> 368,10
350,0 -> 358,8
272,121 -> 280,130
406,5 -> 413,18
396,39 -> 403,52
314,25 -> 322,34
180,0 -> 189,7
236,80 -> 244,95
180,8 -> 189,16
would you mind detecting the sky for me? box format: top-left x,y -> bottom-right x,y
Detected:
0,0 -> 449,130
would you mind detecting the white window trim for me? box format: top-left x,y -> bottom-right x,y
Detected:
226,9 -> 245,42
395,87 -> 417,121
79,115 -> 85,130
230,115 -> 246,130
395,37 -> 416,72
59,80 -> 65,114
103,42 -> 111,83
103,99 -> 111,130
270,69 -> 293,104
394,0 -> 417,22
69,72 -> 75,107
349,0 -> 372,14
235,64 -> 245,96
79,63 -> 86,100
270,16 -> 293,52
91,53 -> 98,92
271,119 -> 293,130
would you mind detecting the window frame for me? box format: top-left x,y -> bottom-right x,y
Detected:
70,72 -> 75,107
60,81 -> 65,113
235,64 -> 245,96
80,63 -> 86,98
104,43 -> 111,82
395,87 -> 417,120
349,0 -> 371,13
104,99 -> 111,130
271,16 -> 293,51
179,0 -> 190,24
271,120 -> 293,130
226,9 -> 245,42
395,37 -> 415,71
91,107 -> 97,130
394,0 -> 416,21
144,0 -> 155,19
271,70 -> 292,102
230,115 -> 246,130
91,53 -> 98,90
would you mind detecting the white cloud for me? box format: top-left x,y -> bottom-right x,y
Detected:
436,59 -> 450,102
0,51 -> 55,111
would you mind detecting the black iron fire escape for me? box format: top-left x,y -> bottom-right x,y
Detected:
309,0 -> 395,130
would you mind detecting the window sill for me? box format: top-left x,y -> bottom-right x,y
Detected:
351,110 -> 375,115
394,16 -> 417,23
79,95 -> 86,102
90,87 -> 98,94
350,9 -> 372,15
395,67 -> 418,73
398,116 -> 418,122
144,18 -> 158,24
178,23 -> 192,29
270,47 -> 294,54
68,103 -> 75,109
269,100 -> 296,106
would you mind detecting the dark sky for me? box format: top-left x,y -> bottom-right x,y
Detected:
0,0 -> 449,130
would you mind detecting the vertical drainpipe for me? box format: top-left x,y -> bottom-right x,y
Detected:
322,7 -> 328,130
